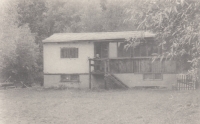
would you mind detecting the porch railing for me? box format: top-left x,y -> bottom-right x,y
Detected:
89,57 -> 176,74
88,57 -> 176,89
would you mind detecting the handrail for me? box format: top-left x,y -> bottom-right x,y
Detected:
108,57 -> 157,59
89,58 -> 108,61
89,56 -> 165,61
89,56 -> 176,75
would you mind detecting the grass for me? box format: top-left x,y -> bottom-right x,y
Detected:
0,88 -> 199,124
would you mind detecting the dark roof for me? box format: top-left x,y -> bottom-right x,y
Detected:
43,31 -> 155,43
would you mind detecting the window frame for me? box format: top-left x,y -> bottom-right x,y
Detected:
60,47 -> 78,58
143,73 -> 163,81
60,74 -> 80,82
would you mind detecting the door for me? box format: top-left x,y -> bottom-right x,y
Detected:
94,42 -> 109,58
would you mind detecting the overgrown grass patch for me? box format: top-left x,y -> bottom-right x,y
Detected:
0,88 -> 199,124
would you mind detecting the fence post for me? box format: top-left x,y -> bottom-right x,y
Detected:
177,74 -> 196,90
107,59 -> 110,73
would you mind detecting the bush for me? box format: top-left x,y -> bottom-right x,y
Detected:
0,25 -> 39,85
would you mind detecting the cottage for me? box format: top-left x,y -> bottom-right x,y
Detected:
43,31 -> 177,89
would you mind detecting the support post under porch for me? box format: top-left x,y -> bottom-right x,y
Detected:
104,60 -> 107,89
89,59 -> 91,89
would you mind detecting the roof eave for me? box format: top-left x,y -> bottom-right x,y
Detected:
42,35 -> 155,43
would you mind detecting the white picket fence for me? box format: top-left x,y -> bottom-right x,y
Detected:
177,74 -> 196,90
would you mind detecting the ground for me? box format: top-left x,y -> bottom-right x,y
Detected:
0,88 -> 199,124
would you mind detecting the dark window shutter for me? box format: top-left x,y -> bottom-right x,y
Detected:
76,48 -> 78,58
61,49 -> 63,58
66,48 -> 68,58
60,47 -> 78,58
72,48 -> 75,58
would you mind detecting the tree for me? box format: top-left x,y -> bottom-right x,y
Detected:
101,0 -> 134,31
125,0 -> 200,78
80,0 -> 104,32
17,0 -> 47,38
49,0 -> 85,33
0,0 -> 39,85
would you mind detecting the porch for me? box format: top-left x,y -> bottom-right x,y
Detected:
89,57 -> 176,74
88,57 -> 177,89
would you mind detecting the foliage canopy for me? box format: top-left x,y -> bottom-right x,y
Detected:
126,0 -> 200,76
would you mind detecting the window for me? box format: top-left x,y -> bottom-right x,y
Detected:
117,41 -> 161,58
60,74 -> 79,82
143,73 -> 163,80
117,42 -> 132,57
135,43 -> 160,57
61,47 -> 78,58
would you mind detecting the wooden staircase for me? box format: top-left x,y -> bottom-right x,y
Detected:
105,74 -> 128,89
89,58 -> 129,89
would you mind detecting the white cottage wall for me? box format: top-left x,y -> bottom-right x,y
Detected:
43,42 -> 94,74
109,42 -> 118,58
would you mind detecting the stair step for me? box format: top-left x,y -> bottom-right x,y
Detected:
105,74 -> 128,89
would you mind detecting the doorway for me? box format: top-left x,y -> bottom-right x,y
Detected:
94,42 -> 109,58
